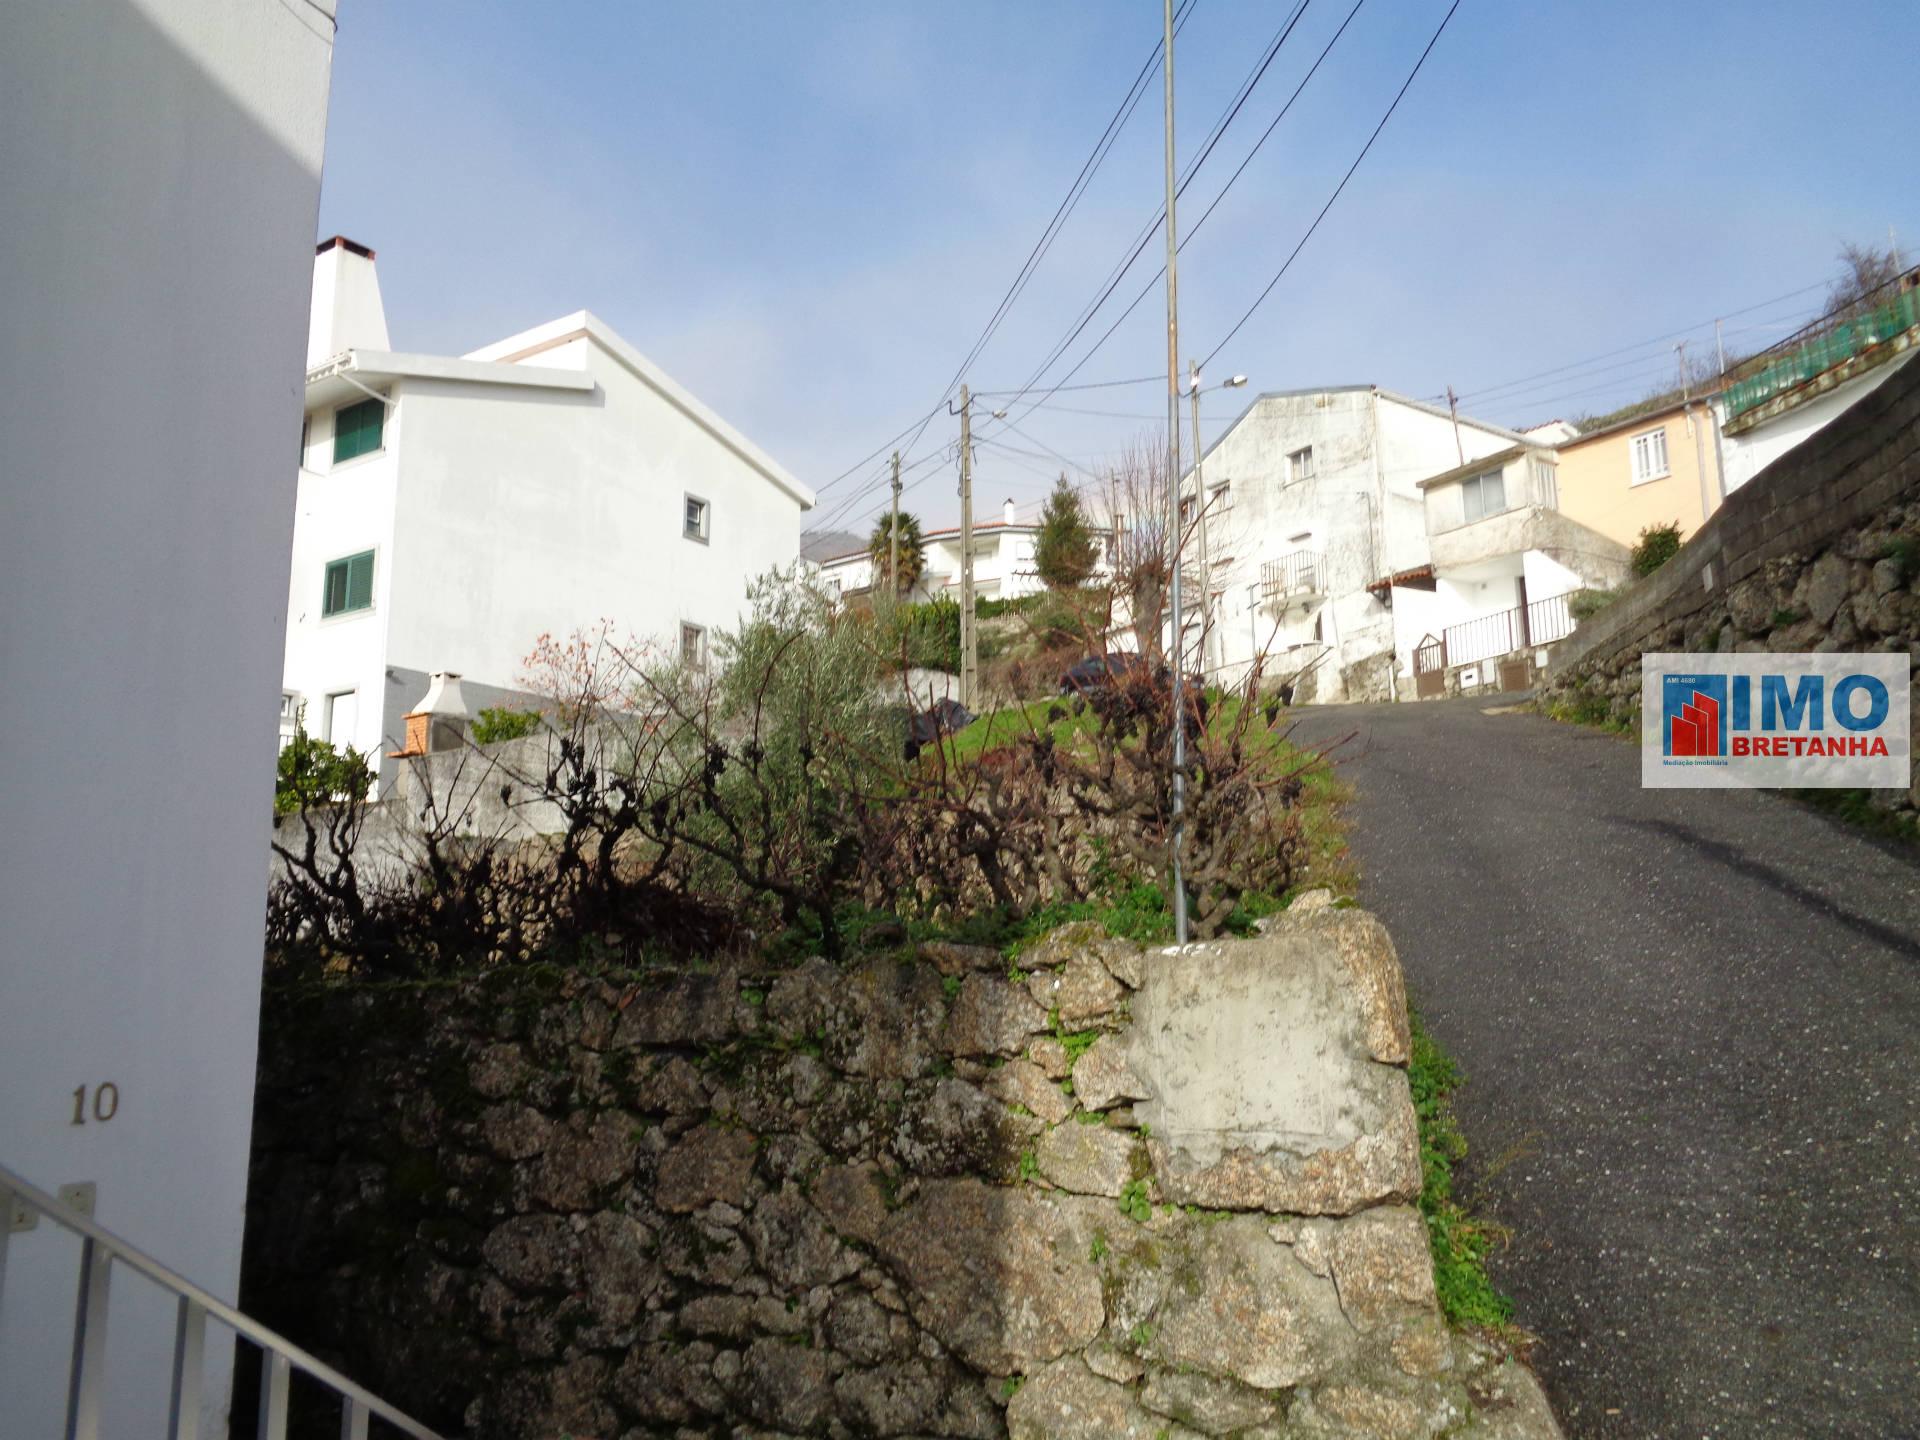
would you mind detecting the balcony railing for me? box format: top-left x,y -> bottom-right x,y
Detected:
0,1160 -> 446,1440
1260,550 -> 1324,599
1439,592 -> 1576,669
1722,281 -> 1920,421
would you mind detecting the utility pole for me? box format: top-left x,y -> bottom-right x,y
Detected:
1676,340 -> 1690,401
1161,0 -> 1188,945
1714,319 -> 1727,378
1188,358 -> 1211,681
1445,385 -> 1465,466
888,450 -> 902,596
958,385 -> 977,710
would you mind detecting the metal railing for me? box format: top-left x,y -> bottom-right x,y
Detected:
1721,281 -> 1920,420
1440,592 -> 1575,668
0,1161 -> 446,1440
1259,549 -> 1323,598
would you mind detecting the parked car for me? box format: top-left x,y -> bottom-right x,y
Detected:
904,696 -> 976,760
1058,651 -> 1149,695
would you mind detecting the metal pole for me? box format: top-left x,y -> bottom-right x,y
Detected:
166,1298 -> 206,1440
1446,385 -> 1465,466
1714,319 -> 1726,378
65,1237 -> 112,1440
1190,360 -> 1211,682
958,385 -> 977,709
888,450 -> 902,596
1162,0 -> 1188,944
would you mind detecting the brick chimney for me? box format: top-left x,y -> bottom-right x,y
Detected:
388,671 -> 470,757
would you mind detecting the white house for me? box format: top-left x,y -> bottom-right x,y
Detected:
1177,386 -> 1529,702
1397,444 -> 1631,695
811,498 -> 1075,605
1,2 -> 334,1434
286,239 -> 816,789
1716,274 -> 1920,494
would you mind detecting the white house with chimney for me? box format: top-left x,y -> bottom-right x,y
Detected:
810,499 -> 1074,605
287,238 -> 815,788
1177,386 -> 1530,702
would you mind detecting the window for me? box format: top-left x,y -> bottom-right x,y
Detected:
322,550 -> 375,617
1209,481 -> 1232,512
325,689 -> 358,745
1630,427 -> 1670,484
332,397 -> 385,464
681,622 -> 706,672
1461,469 -> 1507,523
1531,458 -> 1559,510
684,493 -> 710,542
1288,446 -> 1315,483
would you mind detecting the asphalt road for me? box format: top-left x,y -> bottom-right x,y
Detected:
1291,697 -> 1920,1440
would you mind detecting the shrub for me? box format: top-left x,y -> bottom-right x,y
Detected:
1565,588 -> 1617,622
1631,521 -> 1682,577
471,706 -> 541,744
886,597 -> 962,673
274,714 -> 372,815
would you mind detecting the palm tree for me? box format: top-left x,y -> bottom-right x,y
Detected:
868,511 -> 926,597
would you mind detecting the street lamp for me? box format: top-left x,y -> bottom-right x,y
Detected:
1185,366 -> 1250,684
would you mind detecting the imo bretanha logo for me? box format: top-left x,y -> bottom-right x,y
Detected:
1642,654 -> 1910,788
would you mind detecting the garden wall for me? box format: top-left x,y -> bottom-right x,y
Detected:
243,908 -> 1558,1439
1544,353 -> 1920,813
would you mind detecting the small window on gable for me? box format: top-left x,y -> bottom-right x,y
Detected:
1630,427 -> 1670,484
333,397 -> 385,464
684,494 -> 710,542
322,550 -> 375,617
681,622 -> 707,672
1209,481 -> 1232,512
1288,446 -> 1315,483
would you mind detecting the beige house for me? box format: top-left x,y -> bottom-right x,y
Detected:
1553,397 -> 1724,549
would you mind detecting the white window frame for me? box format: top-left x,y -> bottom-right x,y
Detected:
683,493 -> 711,543
1630,427 -> 1670,485
1288,446 -> 1315,483
680,622 -> 707,672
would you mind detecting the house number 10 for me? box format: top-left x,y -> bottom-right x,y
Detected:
70,1083 -> 120,1125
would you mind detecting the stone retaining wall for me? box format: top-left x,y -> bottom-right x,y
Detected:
1544,355 -> 1920,813
244,909 -> 1558,1439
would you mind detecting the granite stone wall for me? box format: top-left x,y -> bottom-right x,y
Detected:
244,909 -> 1558,1439
1544,356 -> 1920,814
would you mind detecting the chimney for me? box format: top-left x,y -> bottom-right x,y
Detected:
1004,498 -> 1017,526
390,671 -> 471,757
307,236 -> 391,367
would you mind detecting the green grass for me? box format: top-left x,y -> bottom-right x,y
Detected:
1407,1006 -> 1515,1333
1789,787 -> 1920,847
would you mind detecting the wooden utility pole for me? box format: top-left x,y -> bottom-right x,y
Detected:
1188,358 -> 1211,681
1446,385 -> 1465,466
958,385 -> 977,709
888,450 -> 902,596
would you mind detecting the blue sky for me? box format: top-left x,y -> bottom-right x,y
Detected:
318,0 -> 1918,533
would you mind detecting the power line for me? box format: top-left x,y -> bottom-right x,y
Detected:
971,373 -> 1161,398
815,5 -> 1199,513
992,0 -> 1318,413
937,0 -> 1198,398
1008,0 -> 1367,417
1202,0 -> 1464,371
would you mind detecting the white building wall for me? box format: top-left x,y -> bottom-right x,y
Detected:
1717,348 -> 1918,494
1190,389 -> 1519,701
284,399 -> 402,762
382,350 -> 804,689
0,2 -> 333,1435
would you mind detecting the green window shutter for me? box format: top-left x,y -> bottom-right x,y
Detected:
333,398 -> 385,464
346,551 -> 374,611
322,550 -> 375,616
